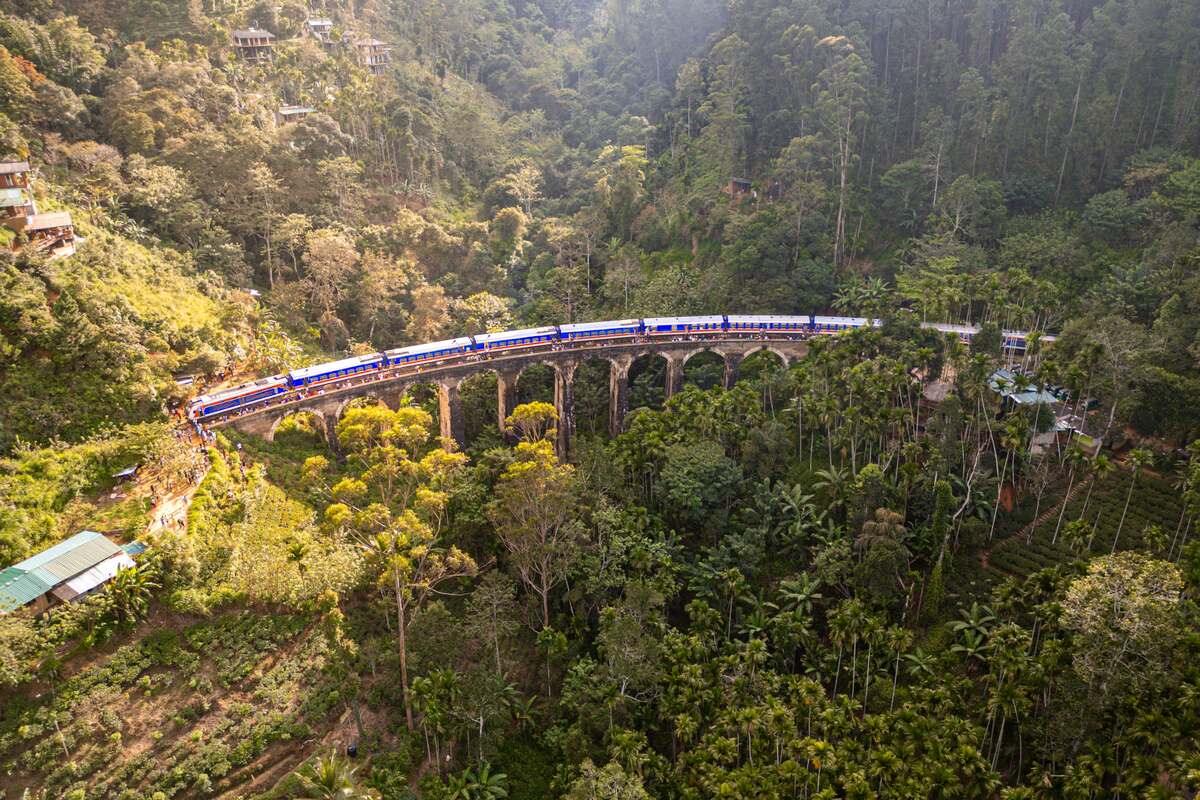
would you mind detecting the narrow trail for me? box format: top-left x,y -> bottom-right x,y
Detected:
979,477 -> 1092,575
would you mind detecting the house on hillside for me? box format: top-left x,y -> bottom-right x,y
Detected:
354,37 -> 391,75
0,531 -> 135,615
5,211 -> 76,258
304,18 -> 335,46
233,28 -> 275,63
722,177 -> 755,202
0,161 -> 36,220
277,105 -> 316,126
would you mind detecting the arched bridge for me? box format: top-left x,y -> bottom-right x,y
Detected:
213,337 -> 807,458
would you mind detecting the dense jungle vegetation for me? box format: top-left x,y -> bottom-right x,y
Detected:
1,0 -> 1200,797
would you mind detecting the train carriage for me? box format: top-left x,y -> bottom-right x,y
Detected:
559,319 -> 642,340
726,314 -> 811,332
643,315 -> 725,334
189,375 -> 289,419
475,326 -> 560,351
385,337 -> 474,365
288,352 -> 386,388
813,316 -> 870,334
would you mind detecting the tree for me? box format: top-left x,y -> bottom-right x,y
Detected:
505,401 -> 558,442
489,440 -> 581,630
331,405 -> 472,730
303,229 -> 359,348
465,571 -> 520,675
564,759 -> 650,800
1061,553 -> 1184,703
812,35 -> 868,268
370,511 -> 477,731
658,440 -> 743,530
408,283 -> 450,343
500,163 -> 542,215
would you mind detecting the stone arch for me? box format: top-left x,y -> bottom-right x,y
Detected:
743,343 -> 793,369
680,346 -> 730,368
267,408 -> 327,444
333,391 -> 393,422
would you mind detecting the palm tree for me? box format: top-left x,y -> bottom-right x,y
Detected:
951,602 -> 997,639
294,751 -> 378,800
105,564 -> 159,625
1113,448 -> 1153,553
447,762 -> 508,800
1051,446 -> 1089,543
777,573 -> 823,617
813,466 -> 851,520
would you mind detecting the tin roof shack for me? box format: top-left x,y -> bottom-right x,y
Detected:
0,161 -> 35,220
355,38 -> 391,75
0,531 -> 134,614
722,177 -> 754,202
277,105 -> 316,126
0,160 -> 31,189
5,211 -> 76,258
233,28 -> 275,63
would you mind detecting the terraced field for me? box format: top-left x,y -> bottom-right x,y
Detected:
985,467 -> 1185,579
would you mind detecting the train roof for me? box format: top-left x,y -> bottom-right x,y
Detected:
289,352 -> 384,381
194,374 -> 287,404
475,326 -> 559,343
813,315 -> 870,324
726,314 -> 809,323
559,318 -> 641,333
643,315 -> 725,326
386,337 -> 475,358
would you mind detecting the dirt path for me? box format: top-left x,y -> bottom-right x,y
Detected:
147,480 -> 201,535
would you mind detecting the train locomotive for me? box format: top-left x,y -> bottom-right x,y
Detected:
188,315 -> 1050,422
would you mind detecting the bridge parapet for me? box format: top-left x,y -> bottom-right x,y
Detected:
217,337 -> 810,459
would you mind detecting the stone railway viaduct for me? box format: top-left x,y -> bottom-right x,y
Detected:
215,337 -> 811,458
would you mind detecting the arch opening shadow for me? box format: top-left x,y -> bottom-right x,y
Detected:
682,350 -> 724,391
573,357 -> 613,438
739,349 -> 792,415
460,371 -> 503,451
629,353 -> 668,411
515,364 -> 555,407
270,410 -> 326,444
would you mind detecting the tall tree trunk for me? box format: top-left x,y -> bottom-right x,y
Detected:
396,573 -> 414,731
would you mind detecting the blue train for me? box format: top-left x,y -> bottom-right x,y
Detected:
188,315 -> 1052,421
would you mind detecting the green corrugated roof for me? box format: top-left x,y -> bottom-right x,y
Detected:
0,567 -> 52,612
11,531 -> 121,585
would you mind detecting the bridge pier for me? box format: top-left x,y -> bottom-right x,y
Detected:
609,356 -> 632,437
554,363 -> 576,461
497,369 -> 520,437
723,353 -> 743,390
665,355 -> 684,401
437,379 -> 465,449
324,413 -> 343,458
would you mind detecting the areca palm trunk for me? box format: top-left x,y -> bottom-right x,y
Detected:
1052,465 -> 1077,543
395,572 -> 414,731
1113,471 -> 1139,553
